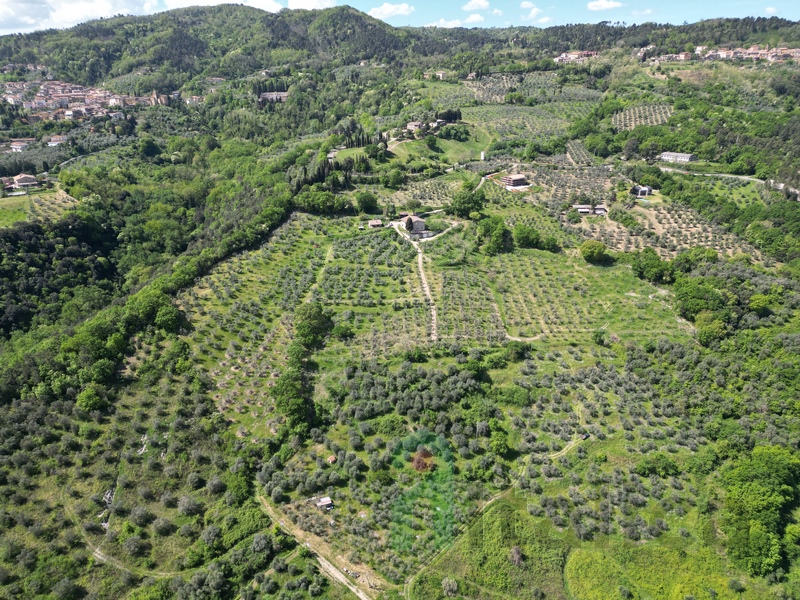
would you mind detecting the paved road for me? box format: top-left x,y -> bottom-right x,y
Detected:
658,166 -> 764,183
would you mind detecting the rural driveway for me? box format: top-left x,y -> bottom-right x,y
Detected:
391,222 -> 439,341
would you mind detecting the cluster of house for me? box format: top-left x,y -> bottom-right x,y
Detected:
641,44 -> 800,64
405,118 -> 448,134
7,135 -> 68,153
572,203 -> 607,216
1,174 -> 39,191
658,152 -> 696,164
554,51 -> 599,64
1,63 -> 46,74
1,79 -> 187,123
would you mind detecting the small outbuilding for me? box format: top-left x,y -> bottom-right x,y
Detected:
631,185 -> 653,197
368,219 -> 383,228
317,496 -> 334,510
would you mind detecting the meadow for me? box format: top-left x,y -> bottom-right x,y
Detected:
0,188 -> 77,226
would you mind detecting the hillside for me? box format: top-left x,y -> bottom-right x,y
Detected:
2,8 -> 800,90
2,7 -> 800,600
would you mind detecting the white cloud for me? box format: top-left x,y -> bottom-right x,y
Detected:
426,18 -> 463,27
462,0 -> 489,9
248,0 -> 284,10
536,16 -> 551,23
765,6 -> 778,15
631,8 -> 652,15
0,0 -> 291,35
0,0 -> 137,35
287,0 -> 334,8
368,2 -> 414,19
492,8 -> 502,15
465,13 -> 484,23
521,2 -> 543,19
587,0 -> 622,9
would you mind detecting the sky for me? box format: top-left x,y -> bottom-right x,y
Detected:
1,0 -> 799,37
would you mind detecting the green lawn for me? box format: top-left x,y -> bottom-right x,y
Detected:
0,196 -> 29,226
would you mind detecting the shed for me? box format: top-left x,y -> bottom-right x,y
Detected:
317,496 -> 334,510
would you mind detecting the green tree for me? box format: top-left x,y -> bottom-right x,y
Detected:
632,247 -> 672,283
580,240 -> 609,264
512,224 -> 540,248
294,302 -> 332,351
748,294 -> 770,316
447,187 -> 485,218
354,191 -> 379,214
76,385 -> 107,412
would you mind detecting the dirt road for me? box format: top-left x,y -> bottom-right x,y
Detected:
257,496 -> 388,600
391,222 -> 438,341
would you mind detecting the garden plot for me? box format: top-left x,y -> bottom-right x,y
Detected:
569,203 -> 763,260
428,265 -> 507,343
465,73 -> 602,105
311,230 -> 432,361
390,177 -> 463,209
487,250 -> 691,343
501,209 -> 574,247
483,179 -> 531,209
462,105 -> 570,144
411,80 -> 478,109
29,190 -> 79,221
566,140 -> 594,166
612,104 -> 674,130
523,165 -> 619,208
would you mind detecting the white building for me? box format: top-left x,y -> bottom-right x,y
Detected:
658,152 -> 696,164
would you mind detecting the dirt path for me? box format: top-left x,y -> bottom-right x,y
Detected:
257,496 -> 387,600
475,174 -> 494,191
387,138 -> 410,152
391,222 -> 438,341
61,489 -> 192,585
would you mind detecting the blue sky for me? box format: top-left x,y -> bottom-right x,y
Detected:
1,0 -> 798,37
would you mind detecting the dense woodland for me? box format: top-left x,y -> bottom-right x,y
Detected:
2,7 -> 800,600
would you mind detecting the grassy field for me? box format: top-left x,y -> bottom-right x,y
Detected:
565,541 -> 772,599
409,499 -> 570,600
0,188 -> 79,226
390,127 -> 492,165
486,249 -> 694,345
0,195 -> 29,226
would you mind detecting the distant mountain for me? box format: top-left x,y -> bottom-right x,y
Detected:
0,6 -> 799,91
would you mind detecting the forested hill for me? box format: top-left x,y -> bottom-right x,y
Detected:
1,6 -> 800,90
